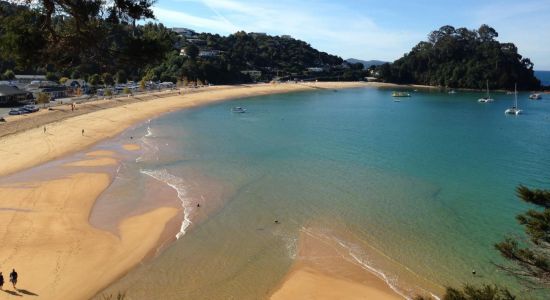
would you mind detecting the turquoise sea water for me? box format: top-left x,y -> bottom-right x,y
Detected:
99,87 -> 550,299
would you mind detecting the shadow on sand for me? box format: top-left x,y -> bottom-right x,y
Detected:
18,289 -> 39,296
3,289 -> 22,296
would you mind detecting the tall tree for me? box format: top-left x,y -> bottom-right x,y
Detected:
495,185 -> 550,287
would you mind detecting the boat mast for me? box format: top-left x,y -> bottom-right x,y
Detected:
486,80 -> 490,99
515,83 -> 518,108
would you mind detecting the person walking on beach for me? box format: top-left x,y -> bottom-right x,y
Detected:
9,269 -> 17,289
82,129 -> 84,136
44,126 -> 46,134
0,272 -> 4,290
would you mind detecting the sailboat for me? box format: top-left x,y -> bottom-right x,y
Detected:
505,84 -> 522,115
478,80 -> 494,103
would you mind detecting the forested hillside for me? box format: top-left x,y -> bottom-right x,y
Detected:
0,1 -> 366,84
378,25 -> 540,90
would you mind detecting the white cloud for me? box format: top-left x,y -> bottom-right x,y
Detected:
153,7 -> 238,33
159,0 -> 424,61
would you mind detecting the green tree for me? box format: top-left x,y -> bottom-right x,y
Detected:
102,73 -> 114,86
185,44 -> 199,60
378,25 -> 540,90
46,72 -> 58,82
494,185 -> 550,287
3,69 -> 15,80
415,284 -> 515,300
35,92 -> 50,108
89,74 -> 102,86
115,70 -> 127,84
59,77 -> 69,84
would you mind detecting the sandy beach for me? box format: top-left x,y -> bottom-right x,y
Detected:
270,229 -> 404,300
0,82 -> 410,299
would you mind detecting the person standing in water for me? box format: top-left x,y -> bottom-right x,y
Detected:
9,269 -> 17,289
0,272 -> 4,290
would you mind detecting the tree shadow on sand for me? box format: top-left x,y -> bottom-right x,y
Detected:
2,289 -> 22,296
17,289 -> 39,296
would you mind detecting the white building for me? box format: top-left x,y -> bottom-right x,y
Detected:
199,50 -> 222,57
172,28 -> 196,38
307,67 -> 324,73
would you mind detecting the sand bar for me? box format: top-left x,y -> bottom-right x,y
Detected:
0,171 -> 178,299
64,157 -> 118,167
122,143 -> 141,151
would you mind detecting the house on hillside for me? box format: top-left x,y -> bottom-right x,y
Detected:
250,32 -> 267,38
0,85 -> 34,106
172,27 -> 196,38
25,81 -> 68,99
15,74 -> 46,83
199,50 -> 223,58
63,79 -> 88,95
241,70 -> 262,81
307,67 -> 324,73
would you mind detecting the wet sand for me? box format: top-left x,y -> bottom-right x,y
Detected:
0,169 -> 178,299
270,228 -> 404,300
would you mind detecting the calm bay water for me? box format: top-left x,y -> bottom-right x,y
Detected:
99,87 -> 550,299
535,70 -> 550,86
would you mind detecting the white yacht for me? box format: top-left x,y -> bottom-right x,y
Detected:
478,80 -> 494,103
529,93 -> 541,100
505,84 -> 522,115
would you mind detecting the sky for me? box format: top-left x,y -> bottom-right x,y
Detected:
153,0 -> 550,70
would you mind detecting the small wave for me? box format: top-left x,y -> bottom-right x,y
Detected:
145,125 -> 153,137
140,168 -> 193,239
136,125 -> 159,163
301,227 -> 426,300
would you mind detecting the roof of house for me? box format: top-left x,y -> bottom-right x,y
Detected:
0,85 -> 29,97
64,79 -> 86,87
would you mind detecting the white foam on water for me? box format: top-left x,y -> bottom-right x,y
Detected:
140,168 -> 193,239
136,125 -> 159,163
300,227 -> 424,300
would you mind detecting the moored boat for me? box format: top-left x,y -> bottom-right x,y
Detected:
528,93 -> 541,100
231,106 -> 247,113
478,80 -> 494,103
505,84 -> 522,115
391,91 -> 411,97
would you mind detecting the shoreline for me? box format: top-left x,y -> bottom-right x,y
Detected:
0,82 -> 387,177
0,81 -> 429,299
270,228 -> 405,300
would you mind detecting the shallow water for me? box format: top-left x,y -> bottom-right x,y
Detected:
98,87 -> 550,299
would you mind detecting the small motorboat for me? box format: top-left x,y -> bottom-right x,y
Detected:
478,97 -> 494,103
448,90 -> 456,94
392,91 -> 411,97
231,106 -> 247,113
529,93 -> 541,100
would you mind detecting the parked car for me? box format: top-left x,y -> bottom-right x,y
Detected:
22,104 -> 39,113
8,108 -> 26,115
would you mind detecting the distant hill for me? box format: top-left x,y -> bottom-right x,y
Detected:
346,58 -> 387,68
377,25 -> 540,90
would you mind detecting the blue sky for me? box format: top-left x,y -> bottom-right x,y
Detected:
153,0 -> 550,70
